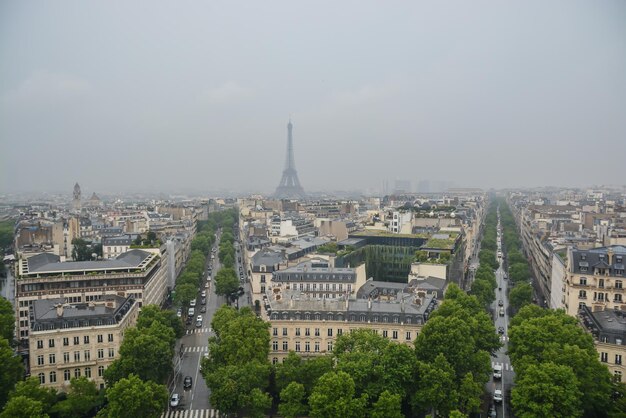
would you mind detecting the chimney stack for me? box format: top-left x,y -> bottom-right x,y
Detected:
55,304 -> 64,317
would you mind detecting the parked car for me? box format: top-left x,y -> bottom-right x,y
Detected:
201,290 -> 206,298
498,326 -> 505,334
488,403 -> 497,417
201,298 -> 206,305
196,319 -> 203,328
498,300 -> 503,307
186,317 -> 192,326
170,393 -> 180,408
183,376 -> 192,389
189,299 -> 196,307
200,306 -> 206,313
176,308 -> 182,318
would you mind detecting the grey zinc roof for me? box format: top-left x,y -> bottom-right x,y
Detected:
251,249 -> 284,267
27,253 -> 61,271
103,235 -> 132,246
356,280 -> 409,299
571,245 -> 626,274
27,249 -> 152,274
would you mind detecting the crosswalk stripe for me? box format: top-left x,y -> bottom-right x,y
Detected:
162,410 -> 218,418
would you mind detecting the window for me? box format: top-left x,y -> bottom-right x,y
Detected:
599,279 -> 605,289
282,328 -> 288,336
616,294 -> 623,303
314,342 -> 320,352
406,331 -> 412,341
84,350 -> 90,361
272,341 -> 278,351
63,337 -> 69,346
392,331 -> 398,340
383,330 -> 388,338
382,316 -> 388,323
63,352 -> 70,363
272,328 -> 278,336
74,368 -> 81,378
48,339 -> 55,348
74,336 -> 80,345
579,277 -> 587,285
305,342 -> 310,352
579,290 -> 587,299
616,371 -> 623,382
37,355 -> 44,366
64,369 -> 71,381
295,341 -> 301,352
38,373 -> 45,385
282,341 -> 288,351
337,329 -> 343,336
393,316 -> 399,324
260,275 -> 266,283
272,357 -> 278,365
327,341 -> 333,352
97,349 -> 104,359
295,328 -> 300,336
108,334 -> 113,342
49,371 -> 56,383
85,367 -> 91,378
84,336 -> 89,344
74,351 -> 80,362
315,328 -> 320,336
97,335 -> 103,343
49,354 -> 56,365
37,340 -> 43,349
98,366 -> 104,377
616,354 -> 622,365
327,328 -> 333,337
108,348 -> 115,358
305,328 -> 310,336
617,281 -> 623,289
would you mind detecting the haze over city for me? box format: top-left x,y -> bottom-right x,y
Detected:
1,1 -> 625,195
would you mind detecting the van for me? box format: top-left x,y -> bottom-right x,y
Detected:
499,307 -> 505,317
188,307 -> 195,316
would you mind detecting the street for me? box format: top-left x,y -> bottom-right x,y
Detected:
166,227 -> 252,417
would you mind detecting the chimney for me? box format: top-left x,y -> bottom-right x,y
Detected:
290,295 -> 294,308
367,297 -> 372,310
56,304 -> 64,317
401,296 -> 405,313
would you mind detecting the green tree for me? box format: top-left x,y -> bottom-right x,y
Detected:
308,371 -> 368,418
136,304 -> 184,339
214,268 -> 239,300
146,231 -> 157,243
0,338 -> 24,407
0,221 -> 14,251
371,390 -> 403,418
173,283 -> 197,309
105,322 -> 174,385
509,283 -> 533,311
51,376 -> 101,417
412,355 -> 458,417
8,377 -> 56,411
274,352 -> 333,396
0,396 -> 48,418
105,374 -> 168,418
511,362 -> 582,418
278,382 -> 308,418
469,278 -> 495,307
72,238 -> 95,261
457,372 -> 482,414
0,297 -> 14,342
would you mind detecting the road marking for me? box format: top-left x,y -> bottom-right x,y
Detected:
161,410 -> 220,418
186,328 -> 210,335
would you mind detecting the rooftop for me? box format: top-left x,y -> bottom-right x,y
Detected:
22,249 -> 155,276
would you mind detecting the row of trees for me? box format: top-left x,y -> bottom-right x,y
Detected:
509,305 -> 618,417
470,202 -> 499,307
0,296 -> 23,410
498,199 -> 534,312
203,285 -> 499,417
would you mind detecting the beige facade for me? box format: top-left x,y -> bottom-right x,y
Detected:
28,296 -> 138,391
596,340 -> 626,383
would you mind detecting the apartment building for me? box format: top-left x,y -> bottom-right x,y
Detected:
272,259 -> 367,300
565,245 -> 626,316
102,235 -> 133,259
15,248 -> 167,342
28,295 -> 138,390
264,281 -> 438,363
579,305 -> 626,382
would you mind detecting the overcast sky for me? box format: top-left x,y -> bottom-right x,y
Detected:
1,1 -> 625,195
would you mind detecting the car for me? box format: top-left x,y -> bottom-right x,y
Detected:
189,299 -> 196,307
197,315 -> 203,322
201,290 -> 206,298
176,308 -> 182,318
201,298 -> 206,305
200,306 -> 206,313
488,403 -> 497,417
186,317 -> 192,326
493,389 -> 503,403
183,376 -> 192,389
499,307 -> 505,317
498,300 -> 503,307
205,282 -> 210,288
196,320 -> 202,328
498,326 -> 505,334
170,393 -> 180,408
188,307 -> 195,316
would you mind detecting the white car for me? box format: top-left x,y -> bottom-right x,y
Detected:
205,282 -> 210,288
493,389 -> 503,403
190,299 -> 196,307
196,315 -> 203,322
170,393 -> 180,408
201,290 -> 206,298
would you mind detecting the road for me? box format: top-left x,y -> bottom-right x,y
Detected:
489,209 -> 515,417
167,227 -> 253,416
0,265 -> 15,306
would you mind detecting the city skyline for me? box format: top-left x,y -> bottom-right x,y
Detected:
1,1 -> 625,194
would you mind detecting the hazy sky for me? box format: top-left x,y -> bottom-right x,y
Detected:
1,1 -> 625,195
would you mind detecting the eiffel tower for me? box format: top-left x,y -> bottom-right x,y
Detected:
274,119 -> 306,199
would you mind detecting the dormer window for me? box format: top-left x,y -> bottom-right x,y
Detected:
581,254 -> 587,260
